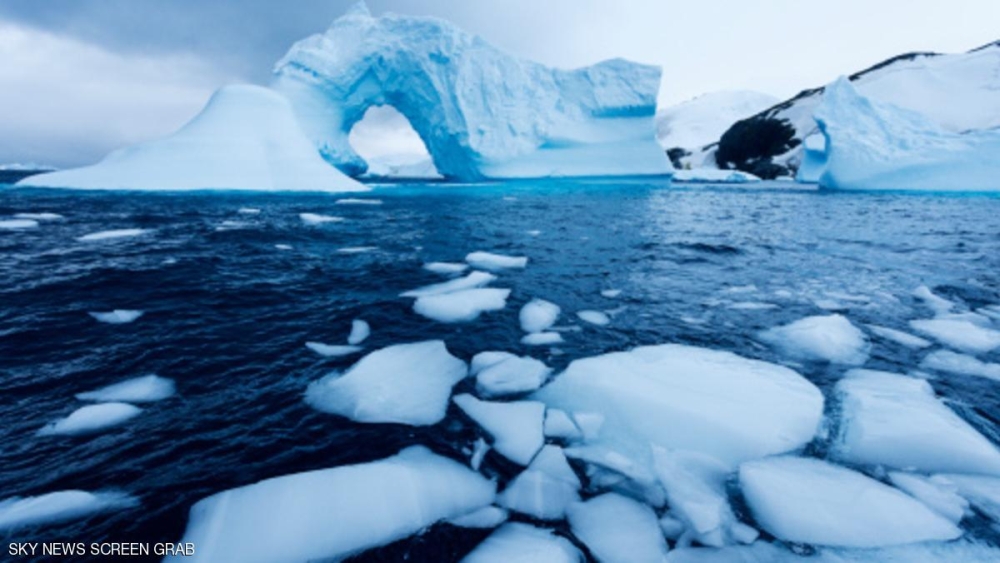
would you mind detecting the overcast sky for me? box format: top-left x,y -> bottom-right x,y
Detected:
2,0 -> 998,167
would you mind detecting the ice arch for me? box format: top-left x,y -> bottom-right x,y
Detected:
272,1 -> 671,181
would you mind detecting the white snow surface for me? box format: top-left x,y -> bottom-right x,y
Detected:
272,3 -> 669,180
519,299 -> 561,333
305,341 -> 466,426
0,491 -> 138,531
739,456 -> 961,547
88,309 -> 144,324
167,446 -> 495,563
38,403 -> 143,436
453,394 -> 545,465
466,251 -> 528,271
19,85 -> 365,192
656,90 -> 779,151
759,314 -> 869,365
76,375 -> 176,403
413,288 -> 510,323
533,344 -> 824,470
475,355 -> 551,398
461,523 -> 581,563
567,493 -> 669,563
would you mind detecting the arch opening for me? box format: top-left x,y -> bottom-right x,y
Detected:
347,105 -> 441,180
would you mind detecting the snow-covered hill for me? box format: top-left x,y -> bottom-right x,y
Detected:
713,40 -> 1000,179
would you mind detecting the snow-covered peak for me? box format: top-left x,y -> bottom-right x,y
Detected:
656,90 -> 778,150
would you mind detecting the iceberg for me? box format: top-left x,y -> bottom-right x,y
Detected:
19,85 -> 364,192
566,493 -> 669,563
758,314 -> 869,365
305,341 -> 466,426
533,344 -> 824,470
475,355 -> 551,398
0,491 -> 138,532
811,77 -> 1000,191
272,2 -> 670,180
167,446 -> 495,563
833,369 -> 1000,475
413,288 -> 510,323
76,374 -> 175,403
38,403 -> 143,436
453,394 -> 545,465
739,456 -> 961,547
519,299 -> 561,333
88,310 -> 144,324
461,523 -> 581,563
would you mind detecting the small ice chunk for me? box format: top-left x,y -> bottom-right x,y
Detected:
335,198 -> 383,205
476,356 -> 551,397
275,244 -> 292,250
759,314 -> 869,365
76,375 -> 175,403
530,446 -> 581,487
89,309 -> 143,324
414,288 -> 510,323
727,302 -> 778,311
544,409 -> 581,440
938,474 -> 1000,523
910,318 -> 1000,354
447,506 -> 508,528
913,285 -> 954,315
237,207 -> 261,214
576,310 -> 611,326
402,271 -> 497,297
470,438 -> 490,471
38,403 -> 142,436
652,447 -> 742,547
466,251 -> 528,271
833,369 -> 1000,474
423,262 -> 469,275
299,213 -> 343,225
601,289 -> 622,299
889,472 -> 969,524
305,341 -> 466,426
0,491 -> 138,531
519,299 -> 561,333
739,456 -> 961,547
498,470 -> 580,520
14,212 -> 63,220
658,513 -> 686,540
168,446 -> 495,563
867,324 -> 932,349
470,351 -> 519,376
566,493 -> 669,563
0,219 -> 39,229
461,523 -> 581,563
77,228 -> 148,242
347,319 -> 370,345
453,394 -> 544,465
521,332 -> 563,346
920,349 -> 1000,381
526,230 -> 542,236
337,246 -> 377,253
305,342 -> 362,357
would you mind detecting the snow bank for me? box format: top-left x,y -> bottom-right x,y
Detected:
453,394 -> 544,465
76,375 -> 175,403
759,314 -> 869,365
909,318 -> 1000,354
88,310 -> 143,324
77,229 -> 148,242
833,369 -> 1000,475
466,251 -> 528,271
920,350 -> 1000,381
0,491 -> 138,531
305,341 -> 466,426
461,523 -> 581,562
347,319 -> 370,345
168,446 -> 494,563
812,77 -> 1000,192
305,342 -> 362,357
272,3 -> 669,180
20,85 -> 365,192
413,288 -> 510,323
739,456 -> 961,547
38,403 -> 143,436
533,344 -> 824,469
519,299 -> 561,333
476,355 -> 551,397
567,493 -> 669,563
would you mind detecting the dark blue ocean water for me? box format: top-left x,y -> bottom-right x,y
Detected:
2,179 -> 1000,561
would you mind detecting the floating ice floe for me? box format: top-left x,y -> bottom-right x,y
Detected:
299,213 -> 343,225
909,318 -> 1000,354
77,228 -> 149,242
167,446 -> 494,563
447,505 -> 508,529
305,342 -> 363,358
498,446 -> 580,520
423,262 -> 469,276
0,491 -> 138,532
833,369 -> 1000,475
566,493 -> 669,563
335,198 -> 383,205
565,445 -> 664,507
739,456 -> 961,547
938,474 -> 1000,523
38,403 -> 143,436
601,289 -> 622,299
727,302 -> 778,311
521,332 -> 564,346
402,271 -> 497,297
577,310 -> 611,326
519,299 -> 561,333
14,212 -> 63,220
666,541 -> 1000,563
76,375 -> 175,404
759,314 -> 869,365
533,344 -> 824,470
337,246 -> 377,253
453,394 -> 545,465
866,324 -> 932,349
0,219 -> 39,230
888,472 -> 969,524
237,208 -> 261,214
305,341 -> 466,426
466,251 -> 528,271
476,355 -> 551,398
347,319 -> 370,345
460,523 -> 581,563
275,244 -> 292,250
88,309 -> 144,324
920,349 -> 1000,381
414,288 -> 511,323
913,285 -> 955,314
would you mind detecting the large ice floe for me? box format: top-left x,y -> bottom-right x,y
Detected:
305,341 -> 466,426
19,85 -> 365,192
739,456 -> 961,547
533,344 -> 824,470
0,491 -> 138,532
167,446 -> 494,563
271,2 -> 670,180
832,369 -> 1000,475
809,77 -> 1000,191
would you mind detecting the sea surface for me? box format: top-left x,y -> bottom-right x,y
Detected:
2,179 -> 1000,561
